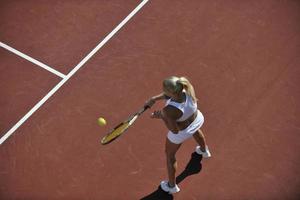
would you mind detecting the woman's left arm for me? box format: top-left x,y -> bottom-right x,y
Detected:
161,106 -> 180,133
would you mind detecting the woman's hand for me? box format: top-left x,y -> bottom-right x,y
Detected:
144,97 -> 156,108
151,110 -> 163,119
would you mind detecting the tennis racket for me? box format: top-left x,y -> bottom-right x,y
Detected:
100,105 -> 150,145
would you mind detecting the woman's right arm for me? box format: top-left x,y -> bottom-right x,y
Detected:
151,93 -> 167,101
145,93 -> 167,107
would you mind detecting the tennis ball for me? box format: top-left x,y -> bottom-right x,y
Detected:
97,117 -> 107,126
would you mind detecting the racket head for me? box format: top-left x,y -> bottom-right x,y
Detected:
100,106 -> 149,145
101,122 -> 131,145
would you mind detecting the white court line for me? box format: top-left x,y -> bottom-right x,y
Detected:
0,0 -> 149,145
0,42 -> 66,79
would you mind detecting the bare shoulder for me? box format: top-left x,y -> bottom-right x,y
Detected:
163,105 -> 182,120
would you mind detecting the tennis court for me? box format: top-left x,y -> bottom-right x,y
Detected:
1,0 -> 300,199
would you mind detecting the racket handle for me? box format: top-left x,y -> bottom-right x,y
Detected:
144,105 -> 151,109
136,105 -> 150,115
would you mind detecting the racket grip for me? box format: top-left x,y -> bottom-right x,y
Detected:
144,105 -> 151,109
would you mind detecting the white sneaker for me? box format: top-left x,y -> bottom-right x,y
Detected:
160,180 -> 180,194
195,145 -> 211,158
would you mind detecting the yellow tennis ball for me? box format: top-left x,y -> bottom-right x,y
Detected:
97,117 -> 107,126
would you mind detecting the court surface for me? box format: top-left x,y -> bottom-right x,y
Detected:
1,1 -> 300,199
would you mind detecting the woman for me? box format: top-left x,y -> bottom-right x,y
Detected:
145,76 -> 211,194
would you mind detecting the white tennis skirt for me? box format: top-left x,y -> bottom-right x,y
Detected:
167,110 -> 204,144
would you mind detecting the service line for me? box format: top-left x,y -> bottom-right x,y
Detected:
0,42 -> 66,79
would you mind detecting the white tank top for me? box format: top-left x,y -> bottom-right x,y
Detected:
165,92 -> 197,122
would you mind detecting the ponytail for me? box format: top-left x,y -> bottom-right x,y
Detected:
177,77 -> 198,102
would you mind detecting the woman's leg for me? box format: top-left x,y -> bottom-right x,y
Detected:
193,129 -> 207,152
165,138 -> 181,187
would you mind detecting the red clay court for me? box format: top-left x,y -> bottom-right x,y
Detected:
1,0 -> 299,199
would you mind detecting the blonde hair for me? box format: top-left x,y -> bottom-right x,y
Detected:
163,76 -> 198,102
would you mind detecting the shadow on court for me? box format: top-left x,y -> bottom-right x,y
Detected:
140,152 -> 203,200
